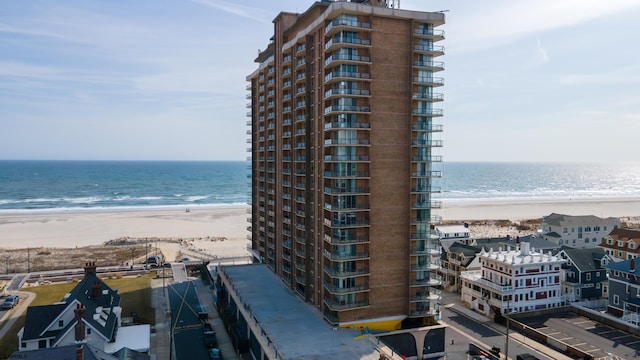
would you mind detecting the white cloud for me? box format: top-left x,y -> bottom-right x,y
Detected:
190,0 -> 273,24
402,0 -> 640,54
536,38 -> 549,64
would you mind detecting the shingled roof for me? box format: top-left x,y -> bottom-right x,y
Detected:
22,265 -> 121,345
559,247 -> 605,272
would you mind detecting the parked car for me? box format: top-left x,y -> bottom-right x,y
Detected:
208,348 -> 222,360
1,295 -> 19,310
143,256 -> 161,267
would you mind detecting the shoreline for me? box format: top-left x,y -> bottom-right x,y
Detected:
436,196 -> 640,221
1,197 -> 639,252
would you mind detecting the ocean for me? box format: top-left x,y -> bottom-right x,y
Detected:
1,160 -> 639,213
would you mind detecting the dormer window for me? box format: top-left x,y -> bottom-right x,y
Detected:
607,238 -> 613,245
618,241 -> 624,247
630,242 -> 636,250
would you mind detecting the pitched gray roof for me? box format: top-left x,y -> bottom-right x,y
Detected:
65,272 -> 121,341
560,247 -> 605,272
22,303 -> 67,341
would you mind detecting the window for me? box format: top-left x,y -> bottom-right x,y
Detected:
607,238 -> 613,245
595,226 -> 601,231
563,227 -> 568,234
87,328 -> 92,335
58,320 -> 63,327
585,227 -> 591,232
596,283 -> 601,289
630,242 -> 636,249
586,273 -> 591,281
614,294 -> 619,305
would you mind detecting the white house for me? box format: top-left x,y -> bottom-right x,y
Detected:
540,213 -> 620,248
460,242 -> 566,316
17,263 -> 149,355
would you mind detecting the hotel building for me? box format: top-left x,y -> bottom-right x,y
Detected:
460,242 -> 566,316
246,0 -> 445,329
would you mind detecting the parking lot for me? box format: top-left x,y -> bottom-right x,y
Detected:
518,311 -> 640,359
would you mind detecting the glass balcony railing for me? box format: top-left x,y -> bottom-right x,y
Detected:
413,44 -> 445,54
325,54 -> 371,66
324,105 -> 370,114
324,121 -> 370,129
413,77 -> 444,86
325,88 -> 370,98
325,71 -> 371,82
412,140 -> 444,147
325,37 -> 371,50
325,18 -> 371,34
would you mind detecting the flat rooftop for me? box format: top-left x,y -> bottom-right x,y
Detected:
220,264 -> 380,360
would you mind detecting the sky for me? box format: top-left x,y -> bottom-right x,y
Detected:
1,1 -> 639,162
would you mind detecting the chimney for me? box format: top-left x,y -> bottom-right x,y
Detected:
74,304 -> 86,342
92,280 -> 102,299
76,345 -> 84,360
522,242 -> 530,256
631,259 -> 636,273
84,262 -> 97,276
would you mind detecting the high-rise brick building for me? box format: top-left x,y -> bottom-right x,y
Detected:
246,0 -> 445,330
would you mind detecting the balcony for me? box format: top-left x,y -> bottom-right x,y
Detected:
413,77 -> 444,87
411,232 -> 440,240
324,250 -> 369,261
325,88 -> 371,99
323,266 -> 369,278
325,71 -> 371,83
411,201 -> 442,209
325,18 -> 371,35
414,28 -> 445,40
324,121 -> 370,130
411,185 -> 441,193
325,54 -> 371,66
325,37 -> 371,52
324,234 -> 369,245
323,171 -> 370,178
325,219 -> 370,228
324,186 -> 369,195
324,138 -> 370,146
411,275 -> 442,287
413,44 -> 445,56
412,92 -> 444,101
412,140 -> 443,148
411,262 -> 440,271
410,288 -> 442,302
411,170 -> 443,178
410,246 -> 441,256
412,124 -> 443,132
460,270 -> 515,293
323,297 -> 369,311
324,281 -> 369,294
413,60 -> 444,72
411,155 -> 443,162
324,202 -> 370,211
324,155 -> 370,162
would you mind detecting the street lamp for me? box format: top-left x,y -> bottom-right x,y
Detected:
131,248 -> 135,270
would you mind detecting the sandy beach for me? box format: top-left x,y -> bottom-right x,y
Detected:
437,196 -> 640,221
1,197 -> 639,256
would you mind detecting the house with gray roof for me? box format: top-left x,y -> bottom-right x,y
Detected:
557,247 -> 608,302
17,263 -> 150,356
604,258 -> 640,324
440,242 -> 481,292
541,213 -> 620,248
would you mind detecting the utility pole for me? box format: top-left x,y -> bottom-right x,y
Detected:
505,294 -> 510,360
145,238 -> 148,270
27,247 -> 30,273
4,255 -> 8,274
